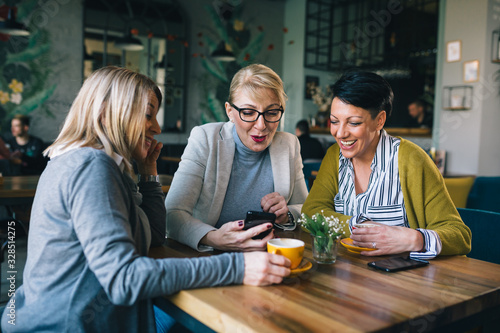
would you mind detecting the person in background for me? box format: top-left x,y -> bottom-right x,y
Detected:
166,64 -> 308,252
302,71 -> 470,259
5,114 -> 47,175
295,119 -> 325,161
1,66 -> 290,333
407,98 -> 433,129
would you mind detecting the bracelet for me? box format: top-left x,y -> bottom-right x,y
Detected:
138,174 -> 160,183
274,211 -> 297,231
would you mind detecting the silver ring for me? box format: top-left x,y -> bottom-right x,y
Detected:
372,242 -> 376,249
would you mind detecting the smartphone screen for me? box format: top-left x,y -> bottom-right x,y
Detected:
368,257 -> 429,272
243,211 -> 276,239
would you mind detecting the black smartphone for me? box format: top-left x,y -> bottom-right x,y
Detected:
368,256 -> 429,272
243,211 -> 276,239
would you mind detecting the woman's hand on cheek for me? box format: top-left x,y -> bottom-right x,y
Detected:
148,140 -> 163,162
137,140 -> 162,175
144,140 -> 162,166
261,192 -> 288,224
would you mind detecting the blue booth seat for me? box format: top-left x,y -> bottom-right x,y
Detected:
466,176 -> 500,213
302,160 -> 322,191
457,207 -> 500,265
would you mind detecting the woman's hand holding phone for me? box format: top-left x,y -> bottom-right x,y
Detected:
243,211 -> 276,239
201,216 -> 274,252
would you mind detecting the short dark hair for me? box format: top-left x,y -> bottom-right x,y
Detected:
13,114 -> 30,127
331,71 -> 393,119
409,98 -> 426,108
295,119 -> 309,135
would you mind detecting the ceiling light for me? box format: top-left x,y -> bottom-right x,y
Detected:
211,41 -> 235,62
0,7 -> 30,36
155,55 -> 174,71
114,32 -> 143,51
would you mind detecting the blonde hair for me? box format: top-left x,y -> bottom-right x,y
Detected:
228,64 -> 287,110
45,66 -> 162,175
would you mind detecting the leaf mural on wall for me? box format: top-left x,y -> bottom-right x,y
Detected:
206,90 -> 226,122
203,34 -> 218,54
204,5 -> 230,44
11,84 -> 56,115
198,75 -> 227,123
201,58 -> 228,83
236,32 -> 264,67
6,43 -> 50,64
0,0 -> 56,131
196,3 -> 271,124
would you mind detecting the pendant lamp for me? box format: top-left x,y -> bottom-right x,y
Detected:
115,29 -> 143,51
0,7 -> 30,36
211,41 -> 235,62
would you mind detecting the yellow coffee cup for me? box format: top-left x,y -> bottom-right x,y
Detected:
267,238 -> 305,269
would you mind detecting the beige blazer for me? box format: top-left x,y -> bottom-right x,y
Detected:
165,121 -> 309,251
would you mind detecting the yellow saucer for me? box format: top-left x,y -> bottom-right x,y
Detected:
341,238 -> 377,254
289,259 -> 313,276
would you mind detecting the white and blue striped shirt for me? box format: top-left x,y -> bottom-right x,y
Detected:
334,130 -> 442,259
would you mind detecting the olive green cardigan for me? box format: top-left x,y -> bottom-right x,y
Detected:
302,139 -> 471,256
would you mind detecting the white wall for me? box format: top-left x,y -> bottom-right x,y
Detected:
478,0 -> 500,175
281,0 -> 307,133
439,0 -> 500,176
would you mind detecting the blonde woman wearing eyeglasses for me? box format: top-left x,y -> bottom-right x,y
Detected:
166,64 -> 308,252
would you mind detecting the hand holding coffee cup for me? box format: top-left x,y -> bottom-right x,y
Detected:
352,221 -> 380,229
267,238 -> 305,269
351,221 -> 382,250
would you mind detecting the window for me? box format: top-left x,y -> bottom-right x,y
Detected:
83,0 -> 187,132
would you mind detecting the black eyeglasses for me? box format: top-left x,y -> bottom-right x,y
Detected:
229,103 -> 283,123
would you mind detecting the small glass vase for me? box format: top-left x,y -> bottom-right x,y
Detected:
311,234 -> 340,264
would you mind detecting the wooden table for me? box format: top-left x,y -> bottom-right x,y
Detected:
0,174 -> 172,204
150,230 -> 500,333
158,174 -> 173,194
0,175 -> 40,206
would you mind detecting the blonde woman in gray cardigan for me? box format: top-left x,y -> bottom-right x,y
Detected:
1,67 -> 291,333
166,64 -> 309,252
